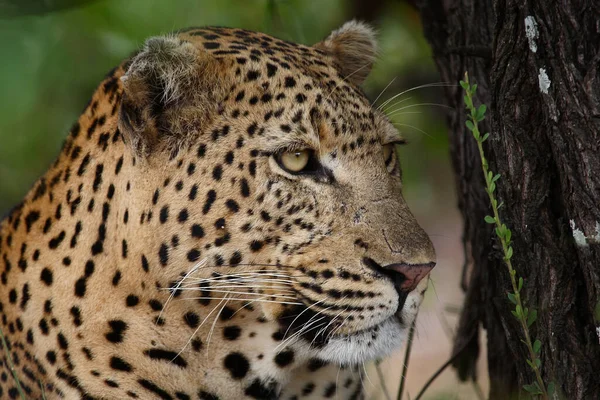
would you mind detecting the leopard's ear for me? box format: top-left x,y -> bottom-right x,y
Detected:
119,35 -> 230,156
315,20 -> 378,86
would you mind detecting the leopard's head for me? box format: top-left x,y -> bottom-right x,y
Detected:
119,21 -> 436,366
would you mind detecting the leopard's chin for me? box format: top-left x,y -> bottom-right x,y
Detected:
310,288 -> 425,366
312,317 -> 406,365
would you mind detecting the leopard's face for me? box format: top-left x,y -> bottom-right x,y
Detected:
118,22 -> 436,367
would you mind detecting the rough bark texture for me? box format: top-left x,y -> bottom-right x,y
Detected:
410,0 -> 600,398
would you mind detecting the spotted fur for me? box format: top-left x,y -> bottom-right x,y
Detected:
0,21 -> 435,399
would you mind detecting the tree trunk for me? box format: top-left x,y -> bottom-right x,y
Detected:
409,0 -> 600,398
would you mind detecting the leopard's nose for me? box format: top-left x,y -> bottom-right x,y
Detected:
363,257 -> 435,293
384,262 -> 435,292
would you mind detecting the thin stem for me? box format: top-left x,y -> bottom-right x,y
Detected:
462,72 -> 548,400
375,360 -> 392,400
397,320 -> 416,400
0,326 -> 26,399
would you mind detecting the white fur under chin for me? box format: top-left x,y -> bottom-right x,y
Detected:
316,318 -> 406,365
314,290 -> 423,365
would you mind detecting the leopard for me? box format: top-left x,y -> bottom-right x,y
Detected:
0,20 -> 436,399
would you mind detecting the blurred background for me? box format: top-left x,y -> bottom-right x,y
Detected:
0,0 -> 487,398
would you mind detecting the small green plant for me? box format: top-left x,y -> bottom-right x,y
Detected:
461,72 -> 552,399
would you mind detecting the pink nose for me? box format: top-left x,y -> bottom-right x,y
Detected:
384,262 -> 436,292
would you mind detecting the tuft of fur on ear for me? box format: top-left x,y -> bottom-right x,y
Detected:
316,20 -> 378,86
119,35 -> 228,157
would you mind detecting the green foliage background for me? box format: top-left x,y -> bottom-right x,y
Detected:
0,0 -> 449,218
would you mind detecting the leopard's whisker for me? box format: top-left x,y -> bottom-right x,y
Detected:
174,293 -> 228,361
159,257 -> 207,321
183,297 -> 304,306
372,76 -> 397,107
377,82 -> 455,110
205,294 -> 231,357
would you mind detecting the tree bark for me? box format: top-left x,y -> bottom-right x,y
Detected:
410,0 -> 600,398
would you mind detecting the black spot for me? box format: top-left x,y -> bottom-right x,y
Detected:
46,351 -> 57,365
126,295 -> 139,307
84,260 -> 95,277
57,332 -> 69,349
266,63 -> 278,77
203,190 -> 216,214
93,164 -> 104,192
74,278 -> 86,297
178,209 -> 189,223
274,350 -> 294,367
240,179 -> 250,198
220,306 -> 235,321
19,284 -> 30,310
148,299 -> 163,311
246,70 -> 260,81
110,356 -> 133,372
302,383 -> 315,395
307,358 -> 327,371
203,42 -> 220,49
144,348 -> 187,368
159,243 -> 169,266
159,206 -> 169,224
197,144 -> 206,158
112,270 -> 122,286
245,378 -> 278,399
183,312 -> 200,328
296,93 -> 306,103
189,184 -> 198,201
212,165 -> 223,181
187,249 -> 200,262
250,240 -> 264,252
105,320 -> 128,343
70,306 -> 82,326
223,352 -> 250,379
324,382 -> 336,397
24,211 -> 40,233
284,77 -> 296,88
141,255 -> 149,272
48,231 -> 66,249
247,122 -> 258,136
137,379 -> 173,400
223,326 -> 241,340
229,252 -> 242,266
198,390 -> 220,400
191,224 -> 205,238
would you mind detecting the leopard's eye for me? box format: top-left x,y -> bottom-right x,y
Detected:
382,143 -> 395,165
278,149 -> 311,173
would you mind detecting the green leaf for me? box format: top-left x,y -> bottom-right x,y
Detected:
490,182 -> 496,193
511,310 -> 519,319
465,120 -> 475,131
506,229 -> 512,242
507,292 -> 517,305
484,215 -> 496,224
548,382 -> 556,396
470,83 -> 478,94
533,339 -> 542,354
481,132 -> 489,142
492,173 -> 501,182
527,309 -> 538,327
476,104 -> 487,121
535,358 -> 541,368
518,277 -> 523,292
506,246 -> 513,260
497,201 -> 504,209
526,359 -> 535,369
523,383 -> 542,394
515,304 -> 522,317
459,80 -> 468,90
